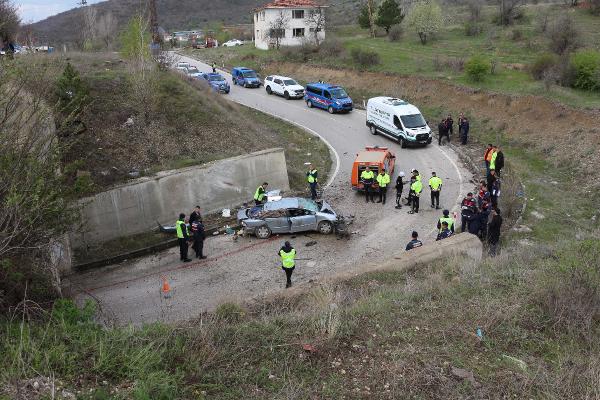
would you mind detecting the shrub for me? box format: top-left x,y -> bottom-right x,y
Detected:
388,24 -> 404,41
510,28 -> 523,41
465,55 -> 490,81
530,53 -> 558,80
215,302 -> 245,322
350,48 -> 381,69
464,21 -> 484,36
319,38 -> 344,57
547,14 -> 580,55
570,50 -> 600,91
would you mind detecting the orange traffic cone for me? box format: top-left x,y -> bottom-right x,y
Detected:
161,275 -> 171,298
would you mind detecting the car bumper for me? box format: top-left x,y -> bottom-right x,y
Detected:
405,136 -> 432,146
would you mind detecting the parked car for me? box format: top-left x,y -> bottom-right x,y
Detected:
264,75 -> 305,99
237,197 -> 338,239
223,39 -> 244,47
304,82 -> 353,114
175,62 -> 190,72
366,97 -> 432,148
185,66 -> 202,78
231,67 -> 261,88
201,73 -> 230,93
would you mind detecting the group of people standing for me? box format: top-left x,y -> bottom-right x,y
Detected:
438,112 -> 470,146
175,206 -> 207,263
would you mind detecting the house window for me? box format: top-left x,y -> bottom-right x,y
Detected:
293,28 -> 305,37
261,11 -> 265,21
292,9 -> 304,19
270,28 -> 285,38
255,13 -> 258,22
309,28 -> 322,33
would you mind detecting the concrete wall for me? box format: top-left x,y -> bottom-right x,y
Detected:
76,148 -> 290,246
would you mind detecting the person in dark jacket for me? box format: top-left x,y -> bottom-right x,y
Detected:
486,169 -> 497,193
490,176 -> 501,209
191,219 -> 207,259
458,115 -> 469,145
487,208 -> 503,257
405,231 -> 423,251
438,120 -> 449,145
460,193 -> 477,232
495,146 -> 505,176
395,172 -> 405,209
468,209 -> 481,236
445,114 -> 454,136
436,222 -> 453,241
189,205 -> 202,225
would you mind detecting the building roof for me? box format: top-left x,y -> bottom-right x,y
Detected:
256,0 -> 328,11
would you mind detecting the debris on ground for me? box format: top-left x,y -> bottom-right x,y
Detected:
305,241 -> 318,247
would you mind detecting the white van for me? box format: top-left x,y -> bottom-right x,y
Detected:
366,97 -> 432,148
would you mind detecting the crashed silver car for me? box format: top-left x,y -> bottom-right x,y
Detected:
237,197 -> 338,239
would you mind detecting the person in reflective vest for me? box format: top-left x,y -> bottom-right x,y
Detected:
437,209 -> 455,233
306,164 -> 318,200
489,145 -> 498,174
408,176 -> 423,214
176,213 -> 192,262
279,241 -> 296,288
254,182 -> 268,205
360,166 -> 375,203
436,222 -> 453,241
376,168 -> 391,204
429,172 -> 443,210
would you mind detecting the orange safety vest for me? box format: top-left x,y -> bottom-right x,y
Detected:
484,148 -> 494,162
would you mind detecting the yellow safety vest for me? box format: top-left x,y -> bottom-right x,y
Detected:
176,220 -> 186,239
438,216 -> 454,232
376,173 -> 391,187
254,186 -> 265,201
429,176 -> 443,191
361,170 -> 374,180
307,169 -> 318,184
411,180 -> 423,195
280,248 -> 296,268
490,151 -> 498,170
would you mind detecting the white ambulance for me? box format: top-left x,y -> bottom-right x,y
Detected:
366,97 -> 432,148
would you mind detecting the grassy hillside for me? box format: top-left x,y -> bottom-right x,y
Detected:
55,52 -> 330,195
29,0 -> 264,45
185,3 -> 600,109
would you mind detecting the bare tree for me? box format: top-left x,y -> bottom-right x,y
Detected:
367,0 -> 376,38
267,10 -> 289,49
305,7 -> 327,46
96,11 -> 118,49
0,61 -> 80,302
496,0 -> 524,25
82,4 -> 98,49
0,0 -> 20,48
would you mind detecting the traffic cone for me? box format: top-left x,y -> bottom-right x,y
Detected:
161,276 -> 171,298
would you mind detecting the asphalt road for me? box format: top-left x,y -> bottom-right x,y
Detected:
67,54 -> 471,326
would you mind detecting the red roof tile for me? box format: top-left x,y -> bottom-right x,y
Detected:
257,0 -> 327,10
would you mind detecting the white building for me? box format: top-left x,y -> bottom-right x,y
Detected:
253,0 -> 327,50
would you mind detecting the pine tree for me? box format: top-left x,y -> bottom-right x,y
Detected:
376,0 -> 403,34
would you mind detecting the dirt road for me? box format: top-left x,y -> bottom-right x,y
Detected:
65,56 -> 472,325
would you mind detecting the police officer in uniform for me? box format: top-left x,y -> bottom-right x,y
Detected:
254,182 -> 268,205
436,209 -> 455,233
436,222 -> 453,241
360,166 -> 375,203
279,241 -> 296,288
376,168 -> 391,204
405,231 -> 423,251
306,164 -> 318,200
429,172 -> 443,209
191,219 -> 207,259
408,176 -> 423,214
176,213 -> 192,262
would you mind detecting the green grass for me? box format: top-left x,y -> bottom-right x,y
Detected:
181,4 -> 600,109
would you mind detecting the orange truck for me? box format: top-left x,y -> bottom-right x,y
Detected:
351,146 -> 396,191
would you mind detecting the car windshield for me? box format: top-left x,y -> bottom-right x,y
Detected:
330,88 -> 348,99
400,114 -> 427,129
187,67 -> 200,74
283,79 -> 297,86
208,74 -> 224,81
298,198 -> 319,213
242,71 -> 257,78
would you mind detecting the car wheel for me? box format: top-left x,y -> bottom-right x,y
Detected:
284,91 -> 290,100
370,125 -> 377,135
318,221 -> 334,235
328,106 -> 335,114
266,86 -> 272,94
244,82 -> 248,88
400,137 -> 407,148
307,100 -> 313,108
255,225 -> 272,239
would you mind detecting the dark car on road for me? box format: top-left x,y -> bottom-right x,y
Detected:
201,72 -> 230,93
231,67 -> 261,88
